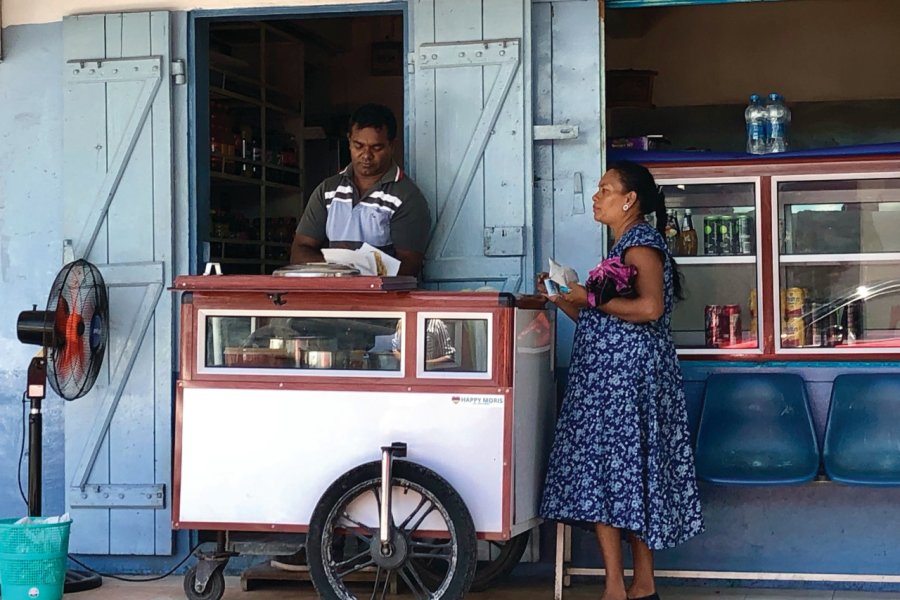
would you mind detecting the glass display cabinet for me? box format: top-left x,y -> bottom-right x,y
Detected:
658,178 -> 762,355
774,174 -> 900,354
648,156 -> 900,359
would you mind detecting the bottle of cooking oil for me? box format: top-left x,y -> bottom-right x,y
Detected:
679,208 -> 698,256
664,209 -> 680,255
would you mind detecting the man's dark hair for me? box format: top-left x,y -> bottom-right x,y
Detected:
349,104 -> 397,141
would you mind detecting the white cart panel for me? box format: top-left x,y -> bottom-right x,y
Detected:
178,387 -> 506,532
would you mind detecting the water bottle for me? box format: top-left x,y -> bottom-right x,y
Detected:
765,93 -> 790,153
744,94 -> 767,155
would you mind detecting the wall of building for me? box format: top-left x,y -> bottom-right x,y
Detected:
2,0 -> 900,582
0,22 -> 67,520
606,0 -> 900,107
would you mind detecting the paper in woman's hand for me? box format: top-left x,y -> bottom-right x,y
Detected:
548,258 -> 579,292
585,258 -> 638,306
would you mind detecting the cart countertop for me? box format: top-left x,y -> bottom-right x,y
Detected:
173,274 -> 419,292
172,275 -> 550,309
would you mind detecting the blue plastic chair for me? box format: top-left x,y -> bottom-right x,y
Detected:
823,374 -> 900,486
695,373 -> 819,485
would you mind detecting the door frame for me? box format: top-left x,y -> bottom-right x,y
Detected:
187,1 -> 410,275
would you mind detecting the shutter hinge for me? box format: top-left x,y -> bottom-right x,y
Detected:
171,59 -> 186,85
407,52 -> 416,75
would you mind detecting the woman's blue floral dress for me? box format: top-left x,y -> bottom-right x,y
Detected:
540,222 -> 704,550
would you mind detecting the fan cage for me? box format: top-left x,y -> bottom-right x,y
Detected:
45,259 -> 109,400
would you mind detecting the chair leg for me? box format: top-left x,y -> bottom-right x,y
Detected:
554,522 -> 565,600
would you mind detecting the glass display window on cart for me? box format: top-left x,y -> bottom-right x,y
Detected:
197,309 -> 407,377
414,312 -> 493,379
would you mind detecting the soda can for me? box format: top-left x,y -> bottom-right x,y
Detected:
785,287 -> 806,318
718,216 -> 733,255
724,304 -> 742,345
824,307 -> 842,347
805,300 -> 825,348
783,317 -> 806,348
703,216 -> 720,256
843,300 -> 864,344
705,305 -> 724,348
735,215 -> 754,254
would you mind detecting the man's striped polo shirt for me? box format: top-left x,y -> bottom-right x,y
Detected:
295,163 -> 431,256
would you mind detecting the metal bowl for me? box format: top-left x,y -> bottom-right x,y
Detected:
301,350 -> 334,369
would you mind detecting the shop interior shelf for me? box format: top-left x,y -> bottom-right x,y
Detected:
210,86 -> 300,116
213,258 -> 263,265
211,172 -> 261,186
779,253 -> 900,265
676,255 -> 757,266
209,238 -> 291,247
211,172 -> 302,192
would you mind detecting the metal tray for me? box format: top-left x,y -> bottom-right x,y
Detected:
272,263 -> 361,277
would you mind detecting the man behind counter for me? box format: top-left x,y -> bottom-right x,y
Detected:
290,104 -> 431,277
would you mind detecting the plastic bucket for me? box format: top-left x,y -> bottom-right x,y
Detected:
0,517 -> 71,600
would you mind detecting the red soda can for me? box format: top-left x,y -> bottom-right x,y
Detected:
705,305 -> 724,348
724,304 -> 742,346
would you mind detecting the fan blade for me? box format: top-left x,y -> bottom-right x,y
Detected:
54,297 -> 71,345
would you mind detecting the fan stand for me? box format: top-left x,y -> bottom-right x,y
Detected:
24,354 -> 103,594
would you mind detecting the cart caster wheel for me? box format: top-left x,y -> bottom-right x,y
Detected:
183,564 -> 225,600
471,532 -> 530,591
307,460 -> 477,600
417,531 -> 531,592
430,531 -> 530,592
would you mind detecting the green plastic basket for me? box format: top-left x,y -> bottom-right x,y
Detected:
0,517 -> 71,600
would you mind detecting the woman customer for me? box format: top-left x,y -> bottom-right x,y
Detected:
538,160 -> 704,600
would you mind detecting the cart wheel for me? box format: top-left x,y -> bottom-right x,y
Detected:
416,531 -> 530,592
307,460 -> 477,600
183,564 -> 225,600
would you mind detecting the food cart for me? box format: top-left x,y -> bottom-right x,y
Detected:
171,269 -> 556,600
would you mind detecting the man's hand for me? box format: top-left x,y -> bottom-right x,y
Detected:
290,233 -> 325,265
395,249 -> 425,277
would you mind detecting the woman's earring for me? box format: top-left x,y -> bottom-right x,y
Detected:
623,203 -> 630,211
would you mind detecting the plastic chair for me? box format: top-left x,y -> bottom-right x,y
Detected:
823,374 -> 900,486
695,373 -> 819,485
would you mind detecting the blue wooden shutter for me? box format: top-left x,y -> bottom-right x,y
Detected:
410,0 -> 533,292
532,0 -> 604,368
62,11 -> 175,556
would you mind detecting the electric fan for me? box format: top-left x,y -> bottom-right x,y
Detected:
14,258 -> 109,593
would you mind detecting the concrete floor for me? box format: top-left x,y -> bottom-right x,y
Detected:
63,576 -> 900,599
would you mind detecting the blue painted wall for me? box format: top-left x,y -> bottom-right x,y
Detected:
0,20 -> 195,576
0,21 -> 67,521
